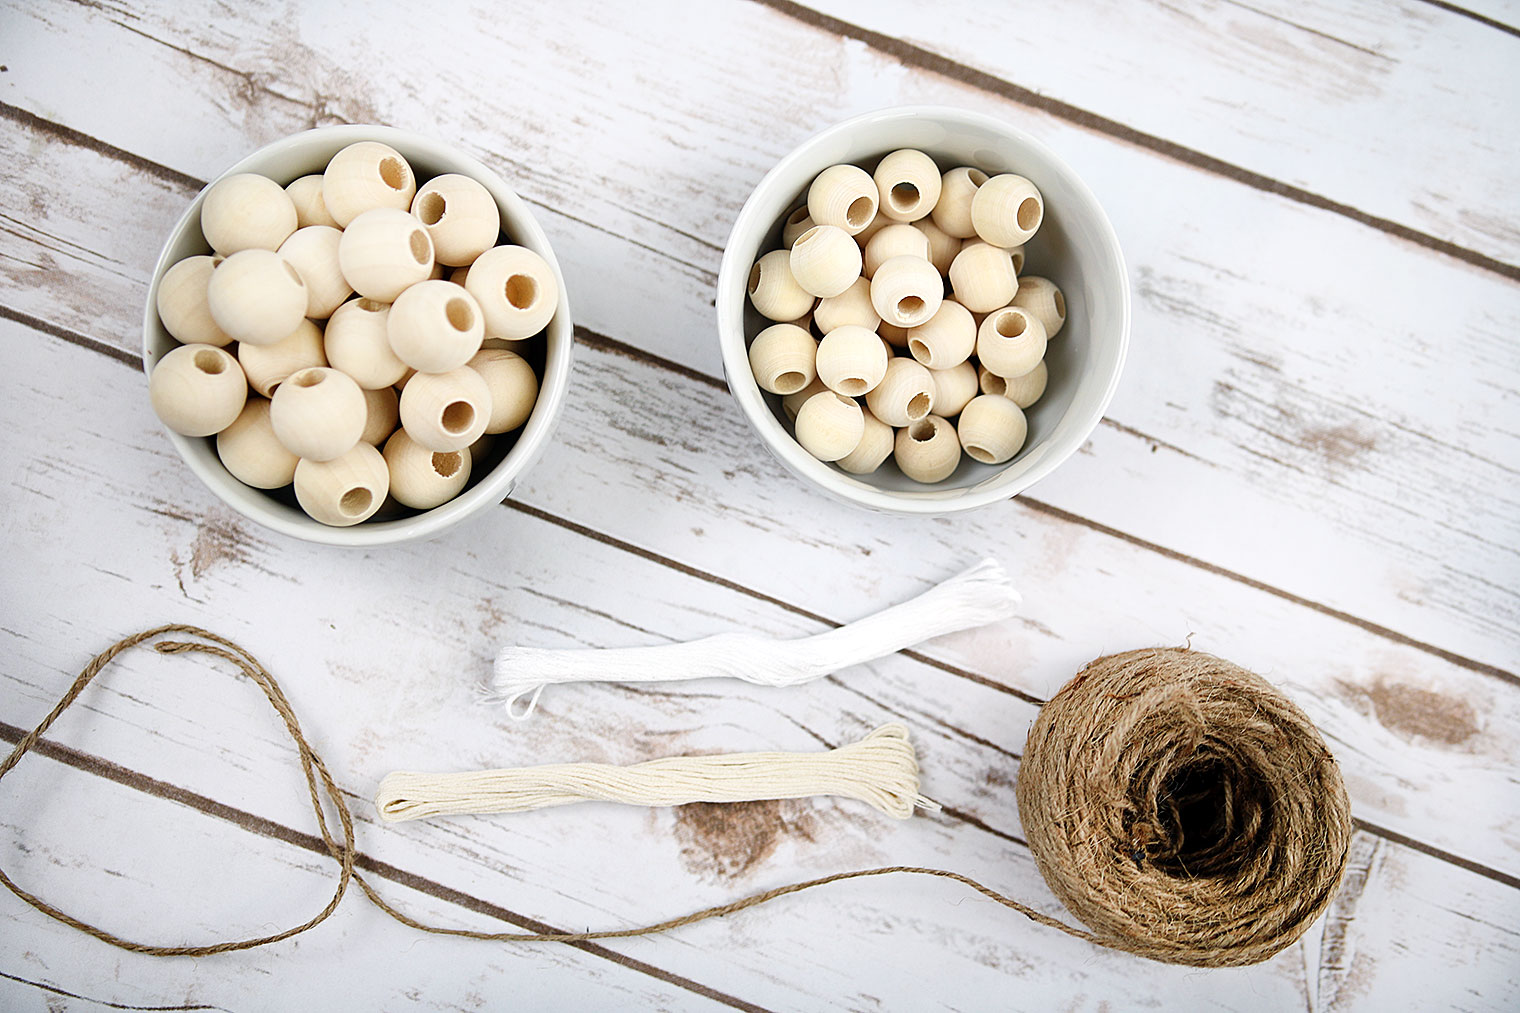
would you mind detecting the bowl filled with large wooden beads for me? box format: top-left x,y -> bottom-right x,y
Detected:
143,127 -> 573,544
717,107 -> 1129,513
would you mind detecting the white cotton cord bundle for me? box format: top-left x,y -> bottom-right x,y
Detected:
489,558 -> 1021,719
376,723 -> 938,822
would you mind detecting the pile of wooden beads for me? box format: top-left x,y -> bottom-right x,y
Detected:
150,141 -> 555,526
746,151 -> 1066,484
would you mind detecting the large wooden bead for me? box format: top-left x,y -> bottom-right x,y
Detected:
465,245 -> 559,340
387,280 -> 485,373
852,212 -> 891,249
1011,275 -> 1066,338
217,398 -> 298,489
278,226 -> 352,319
793,390 -> 864,462
200,173 -> 297,255
269,366 -> 367,462
339,208 -> 435,302
206,249 -> 308,346
781,376 -> 829,422
894,415 -> 961,483
157,255 -> 232,347
816,324 -> 888,396
748,322 -> 817,395
239,318 -> 326,397
468,347 -> 539,433
813,276 -> 879,334
913,216 -> 960,275
293,441 -> 389,526
928,359 -> 980,418
971,173 -> 1044,248
399,366 -> 492,452
862,223 -> 930,279
956,394 -> 1028,464
948,241 -> 1018,314
870,255 -> 942,328
325,298 -> 408,389
789,225 -> 862,299
780,207 -> 815,248
746,249 -> 814,322
360,384 -> 400,445
836,408 -> 895,475
906,299 -> 975,370
877,320 -> 910,349
149,343 -> 248,437
285,174 -> 340,229
976,306 -> 1048,378
1000,359 -> 1049,408
322,141 -> 417,228
873,149 -> 942,223
412,174 -> 501,267
930,166 -> 989,239
383,428 -> 471,509
807,163 -> 879,236
865,357 -> 935,427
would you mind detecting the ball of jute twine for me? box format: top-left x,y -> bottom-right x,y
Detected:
1017,647 -> 1353,967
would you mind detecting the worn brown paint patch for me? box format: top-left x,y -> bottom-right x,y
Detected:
1299,422 -> 1377,468
671,799 -> 817,882
1339,678 -> 1480,747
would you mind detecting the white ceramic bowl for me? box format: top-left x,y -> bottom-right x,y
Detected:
717,106 -> 1129,513
143,125 -> 573,545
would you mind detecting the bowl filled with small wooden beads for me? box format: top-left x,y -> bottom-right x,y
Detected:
717,106 -> 1129,513
143,125 -> 573,544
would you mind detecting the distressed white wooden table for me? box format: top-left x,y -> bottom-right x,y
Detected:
2,2 -> 1517,1009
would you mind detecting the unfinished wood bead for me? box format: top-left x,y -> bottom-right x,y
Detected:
324,299 -> 406,389
852,212 -> 890,248
862,223 -> 930,279
205,249 -> 308,347
748,322 -> 817,395
285,174 -> 340,229
907,299 -> 975,370
971,173 -> 1044,248
999,359 -> 1048,408
894,415 -> 961,483
278,225 -> 351,319
1009,245 -> 1026,276
200,173 -> 298,255
412,174 -> 502,267
323,141 -> 417,228
217,398 -> 297,489
1011,275 -> 1066,338
930,167 -> 989,239
294,441 -> 389,526
793,390 -> 864,462
807,164 -> 879,236
956,394 -> 1028,464
813,276 -> 879,335
746,249 -> 815,322
870,255 -> 943,328
816,325 -> 888,396
399,366 -> 492,452
157,255 -> 233,347
874,149 -> 942,223
239,318 -> 326,397
465,245 -> 559,340
877,320 -> 910,348
913,217 -> 960,275
789,225 -> 862,299
976,306 -> 1048,379
269,366 -> 367,462
948,241 -> 1018,314
149,344 -> 248,437
360,384 -> 400,445
387,280 -> 484,373
383,428 -> 471,509
449,265 -> 472,287
781,376 -> 829,422
468,347 -> 539,433
865,357 -> 935,427
780,207 -> 815,248
836,408 -> 894,475
929,359 -> 980,418
339,208 -> 435,302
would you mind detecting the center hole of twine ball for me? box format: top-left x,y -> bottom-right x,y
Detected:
847,196 -> 874,227
445,297 -> 474,331
418,192 -> 447,225
890,182 -> 919,210
504,274 -> 537,310
431,451 -> 462,478
409,230 -> 430,265
1017,196 -> 1041,231
293,369 -> 324,387
193,349 -> 224,374
1141,752 -> 1270,878
339,487 -> 372,516
996,311 -> 1026,338
441,401 -> 474,434
379,157 -> 408,191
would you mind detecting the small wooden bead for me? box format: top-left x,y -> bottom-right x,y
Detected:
322,141 -> 417,228
360,384 -> 400,445
1000,359 -> 1048,408
464,245 -> 559,340
395,367 -> 417,391
781,376 -> 829,422
748,322 -> 817,395
813,276 -> 879,335
793,391 -> 864,462
877,320 -> 910,348
156,255 -> 232,347
978,365 -> 1005,396
865,357 -> 935,427
852,212 -> 891,248
928,359 -> 980,418
816,325 -> 888,397
449,264 -> 472,287
1011,275 -> 1066,338
873,149 -> 942,223
325,299 -> 408,389
780,206 -> 815,248
913,216 -> 960,275
948,241 -> 1018,314
278,226 -> 352,319
294,441 -> 389,526
387,280 -> 485,373
807,163 -> 879,236
467,432 -> 497,463
206,249 -> 308,346
862,223 -> 930,279
269,366 -> 367,462
894,415 -> 961,483
956,394 -> 1028,465
906,299 -> 975,370
746,249 -> 815,322
789,225 -> 862,299
383,428 -> 471,510
399,366 -> 492,452
836,408 -> 895,475
200,173 -> 297,255
339,208 -> 435,302
217,398 -> 298,489
285,174 -> 341,229
412,174 -> 502,267
239,318 -> 327,397
976,306 -> 1048,379
930,167 -> 989,239
971,173 -> 1044,248
149,344 -> 248,437
869,255 -> 943,328
468,347 -> 539,433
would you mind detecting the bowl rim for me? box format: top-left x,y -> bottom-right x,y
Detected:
142,124 -> 574,546
716,104 -> 1130,515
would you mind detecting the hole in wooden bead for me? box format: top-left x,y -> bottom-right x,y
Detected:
897,295 -> 924,317
786,207 -> 809,226
283,260 -> 304,286
984,373 -> 1008,396
908,338 -> 930,362
379,157 -> 408,191
906,392 -> 931,420
748,263 -> 762,294
774,370 -> 807,394
441,400 -> 475,434
193,349 -> 225,374
431,451 -> 463,478
1017,196 -> 1040,231
965,444 -> 996,464
846,196 -> 874,227
339,487 -> 373,516
357,298 -> 387,312
795,226 -> 822,249
908,419 -> 935,441
445,297 -> 474,331
1054,290 -> 1067,318
832,392 -> 854,407
1011,250 -> 1026,274
968,169 -> 988,186
996,311 -> 1026,338
890,182 -> 919,211
504,274 -> 537,310
418,192 -> 447,225
409,230 -> 430,264
293,369 -> 324,387
836,377 -> 868,396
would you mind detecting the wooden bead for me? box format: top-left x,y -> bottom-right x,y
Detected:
464,244 -> 559,340
913,217 -> 960,275
468,347 -> 539,433
894,415 -> 961,483
836,408 -> 894,475
1009,245 -> 1026,276
285,174 -> 340,229
780,206 -> 815,248
383,428 -> 471,509
399,366 -> 492,452
930,166 -> 988,239
978,365 -> 1005,396
873,149 -> 942,223
869,255 -> 943,328
948,241 -> 1018,314
906,298 -> 975,370
877,320 -> 910,348
807,163 -> 878,236
449,264 -> 472,287
928,359 -> 980,418
360,384 -> 400,445
239,318 -> 326,397
789,225 -> 862,299
781,376 -> 829,422
322,141 -> 417,228
395,367 -> 417,391
793,390 -> 864,462
1000,359 -> 1048,408
156,255 -> 232,347
852,212 -> 891,248
217,398 -> 297,489
387,280 -> 485,373
976,306 -> 1048,378
865,357 -> 935,427
149,343 -> 248,437
269,366 -> 367,462
862,223 -> 930,279
971,173 -> 1044,248
293,441 -> 389,526
200,173 -> 297,255
816,324 -> 888,396
813,276 -> 879,335
1011,275 -> 1066,338
205,249 -> 308,346
746,249 -> 815,322
412,173 -> 501,267
748,322 -> 817,395
339,208 -> 435,302
956,394 -> 1028,464
278,226 -> 352,319
325,298 -> 408,389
